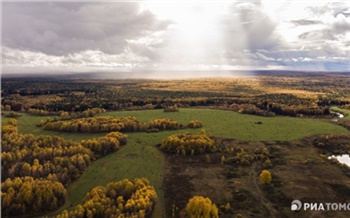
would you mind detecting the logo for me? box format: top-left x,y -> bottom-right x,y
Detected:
291,200 -> 350,211
291,200 -> 302,211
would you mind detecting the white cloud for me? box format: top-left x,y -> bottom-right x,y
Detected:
3,46 -> 151,71
2,1 -> 349,74
2,2 -> 170,56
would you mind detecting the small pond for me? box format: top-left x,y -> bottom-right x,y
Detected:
328,154 -> 350,167
330,111 -> 344,122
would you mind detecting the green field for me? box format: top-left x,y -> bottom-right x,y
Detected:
331,106 -> 350,120
101,108 -> 349,141
3,109 -> 348,141
1,113 -> 104,142
58,133 -> 169,217
2,109 -> 349,217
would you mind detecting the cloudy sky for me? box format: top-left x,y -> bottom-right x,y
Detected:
2,1 -> 349,76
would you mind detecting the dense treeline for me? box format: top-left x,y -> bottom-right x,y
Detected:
159,132 -> 272,166
1,177 -> 66,217
313,134 -> 350,155
228,103 -> 276,117
3,111 -> 21,118
160,130 -> 216,155
1,78 -> 100,97
1,78 -> 227,112
1,121 -> 128,217
41,116 -> 200,133
3,92 -> 335,118
29,108 -> 105,119
2,126 -> 92,185
57,178 -> 157,218
42,116 -> 140,133
27,108 -> 60,116
224,94 -> 332,117
81,132 -> 127,157
1,127 -> 127,185
3,77 -> 348,119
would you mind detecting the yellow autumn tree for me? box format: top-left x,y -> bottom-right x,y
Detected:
1,125 -> 18,135
183,196 -> 219,218
259,170 -> 272,185
7,118 -> 17,126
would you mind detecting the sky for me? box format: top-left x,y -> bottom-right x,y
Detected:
1,1 -> 349,76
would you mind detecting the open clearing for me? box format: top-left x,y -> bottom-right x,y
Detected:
164,138 -> 350,218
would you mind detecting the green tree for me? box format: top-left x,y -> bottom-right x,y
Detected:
205,154 -> 211,163
221,155 -> 225,164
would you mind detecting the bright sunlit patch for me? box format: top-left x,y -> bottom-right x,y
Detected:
142,2 -> 227,23
141,2 -> 233,71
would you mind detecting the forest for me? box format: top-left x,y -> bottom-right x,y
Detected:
1,72 -> 350,218
2,73 -> 350,118
57,178 -> 158,218
1,119 -> 129,217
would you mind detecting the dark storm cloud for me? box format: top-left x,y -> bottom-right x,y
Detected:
221,1 -> 283,56
2,2 -> 171,56
299,29 -> 336,41
237,4 -> 278,50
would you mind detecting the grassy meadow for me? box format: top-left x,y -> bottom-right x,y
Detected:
102,108 -> 349,141
57,133 -> 168,217
4,108 -> 349,141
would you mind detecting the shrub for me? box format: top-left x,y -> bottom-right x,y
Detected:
187,120 -> 203,128
164,105 -> 179,112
